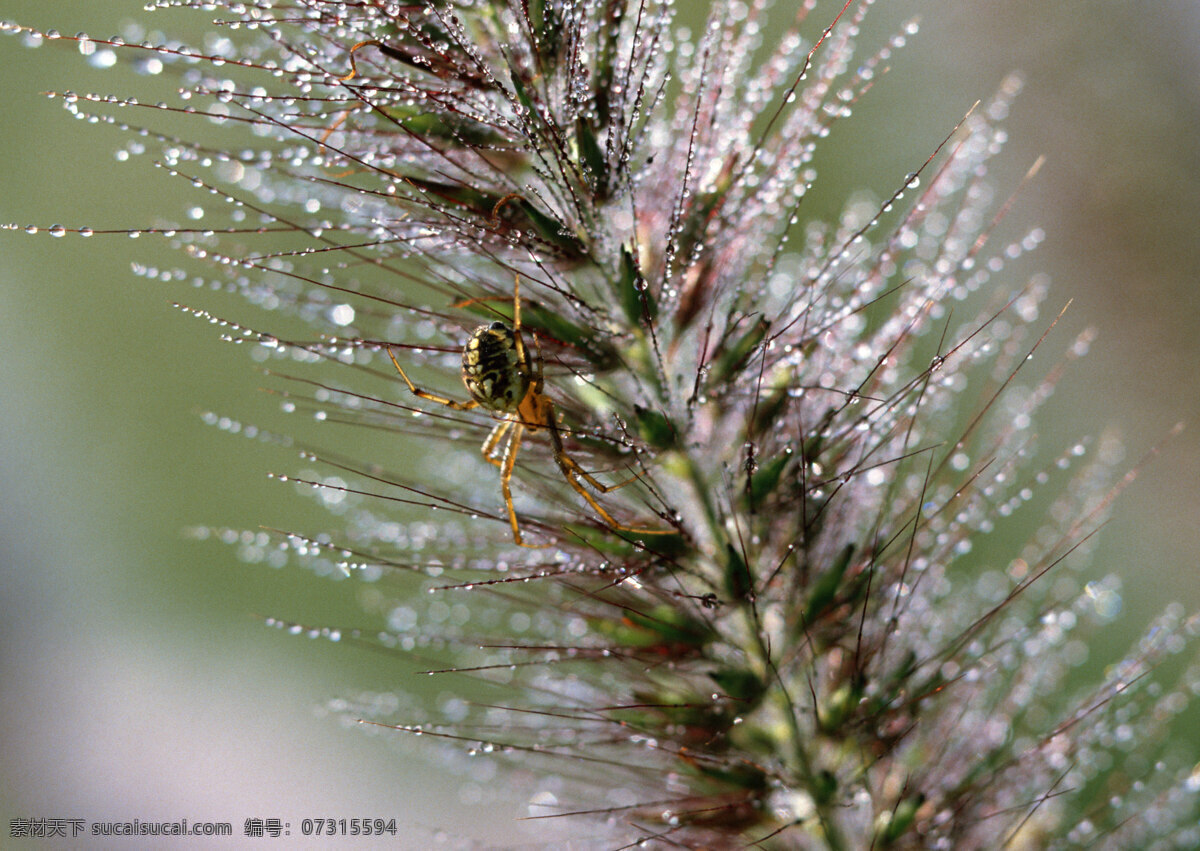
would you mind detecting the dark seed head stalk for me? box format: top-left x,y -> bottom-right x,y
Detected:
6,1 -> 1200,847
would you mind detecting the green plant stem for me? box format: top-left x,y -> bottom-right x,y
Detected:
740,601 -> 847,851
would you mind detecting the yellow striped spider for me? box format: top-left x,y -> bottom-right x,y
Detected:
387,279 -> 671,547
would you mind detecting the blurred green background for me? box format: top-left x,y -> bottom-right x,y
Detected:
2,1 -> 1197,847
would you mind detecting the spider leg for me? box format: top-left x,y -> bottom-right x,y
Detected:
512,274 -> 523,334
523,332 -> 641,493
498,421 -> 547,548
387,346 -> 479,411
340,40 -> 385,82
481,418 -> 512,469
559,452 -> 644,493
541,400 -> 675,537
554,450 -> 675,536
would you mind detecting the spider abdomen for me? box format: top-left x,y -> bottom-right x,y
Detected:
462,321 -> 530,413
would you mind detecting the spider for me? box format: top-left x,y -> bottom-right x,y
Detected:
387,278 -> 673,547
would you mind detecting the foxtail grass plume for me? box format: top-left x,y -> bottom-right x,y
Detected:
5,0 -> 1200,847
